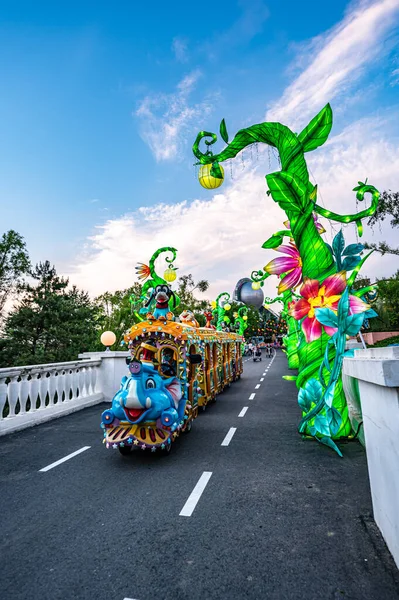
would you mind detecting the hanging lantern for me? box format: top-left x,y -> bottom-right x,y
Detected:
164,266 -> 177,283
224,303 -> 231,311
198,164 -> 224,190
252,281 -> 261,290
243,315 -> 248,321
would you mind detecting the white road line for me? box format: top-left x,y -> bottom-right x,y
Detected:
262,373 -> 266,376
221,427 -> 237,446
238,406 -> 248,417
255,384 -> 260,389
249,393 -> 256,400
39,446 -> 91,472
260,378 -> 264,381
180,471 -> 212,517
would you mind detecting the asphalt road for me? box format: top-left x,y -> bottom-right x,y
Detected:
1,350 -> 398,600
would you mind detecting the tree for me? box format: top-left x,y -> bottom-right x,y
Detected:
95,282 -> 143,349
174,274 -> 209,324
0,261 -> 98,366
365,190 -> 399,256
0,230 -> 30,322
375,271 -> 399,331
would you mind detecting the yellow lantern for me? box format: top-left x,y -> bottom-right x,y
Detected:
100,330 -> 116,350
198,164 -> 224,190
252,281 -> 261,290
164,266 -> 177,283
243,315 -> 248,321
224,303 -> 231,311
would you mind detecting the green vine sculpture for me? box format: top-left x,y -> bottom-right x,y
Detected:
193,105 -> 379,454
136,247 -> 180,314
212,292 -> 232,331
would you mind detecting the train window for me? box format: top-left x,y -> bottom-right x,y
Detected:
159,347 -> 178,377
188,345 -> 197,381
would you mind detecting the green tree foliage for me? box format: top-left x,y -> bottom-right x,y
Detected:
95,282 -> 143,349
0,230 -> 30,322
0,261 -> 98,366
174,274 -> 209,325
375,271 -> 399,331
365,190 -> 399,256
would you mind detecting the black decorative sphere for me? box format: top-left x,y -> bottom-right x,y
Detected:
233,278 -> 264,309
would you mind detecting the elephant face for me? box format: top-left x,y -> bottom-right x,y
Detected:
112,361 -> 182,424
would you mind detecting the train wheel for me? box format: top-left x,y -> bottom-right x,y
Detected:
118,445 -> 132,456
163,443 -> 172,455
184,419 -> 193,433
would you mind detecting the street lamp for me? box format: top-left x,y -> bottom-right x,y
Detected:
100,330 -> 116,352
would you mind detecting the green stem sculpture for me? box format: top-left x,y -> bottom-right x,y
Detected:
193,104 -> 379,448
235,306 -> 248,337
213,292 -> 231,331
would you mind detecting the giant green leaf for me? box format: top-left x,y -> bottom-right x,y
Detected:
297,104 -> 333,153
219,119 -> 229,144
266,171 -> 308,213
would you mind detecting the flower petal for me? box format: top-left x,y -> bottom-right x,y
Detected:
278,268 -> 302,293
324,295 -> 342,311
300,278 -> 319,300
264,256 -> 299,275
302,316 -> 322,342
283,219 -> 290,230
349,295 -> 370,314
323,325 -> 338,337
275,244 -> 299,258
289,298 -> 310,320
323,272 -> 347,297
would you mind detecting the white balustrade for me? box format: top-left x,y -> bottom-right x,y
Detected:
0,359 -> 103,436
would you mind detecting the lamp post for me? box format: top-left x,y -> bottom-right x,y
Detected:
100,330 -> 116,352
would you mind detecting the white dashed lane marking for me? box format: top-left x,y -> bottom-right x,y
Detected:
249,393 -> 256,400
180,471 -> 213,517
255,384 -> 260,389
39,446 -> 91,473
221,427 -> 237,447
238,406 -> 249,417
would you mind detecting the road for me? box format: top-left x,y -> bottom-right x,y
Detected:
1,350 -> 398,600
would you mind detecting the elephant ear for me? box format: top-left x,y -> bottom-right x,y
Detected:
166,378 -> 183,409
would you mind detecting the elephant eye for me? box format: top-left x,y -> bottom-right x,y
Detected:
145,378 -> 156,389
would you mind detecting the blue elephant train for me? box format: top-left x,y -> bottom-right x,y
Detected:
101,319 -> 243,455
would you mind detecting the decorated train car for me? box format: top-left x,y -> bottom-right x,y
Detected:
101,319 -> 243,455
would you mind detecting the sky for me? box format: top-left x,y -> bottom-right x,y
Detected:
1,0 -> 399,304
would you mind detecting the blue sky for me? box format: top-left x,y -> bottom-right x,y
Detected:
1,0 -> 399,299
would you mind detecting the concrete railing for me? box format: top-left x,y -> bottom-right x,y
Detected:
343,346 -> 399,569
0,351 -> 129,436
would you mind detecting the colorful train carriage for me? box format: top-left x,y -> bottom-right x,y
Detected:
101,319 -> 243,455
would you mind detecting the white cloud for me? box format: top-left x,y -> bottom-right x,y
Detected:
391,67 -> 399,86
172,37 -> 188,63
67,168 -> 287,301
135,71 -> 215,161
267,0 -> 399,126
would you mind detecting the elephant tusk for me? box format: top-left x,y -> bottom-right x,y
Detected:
145,397 -> 152,409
